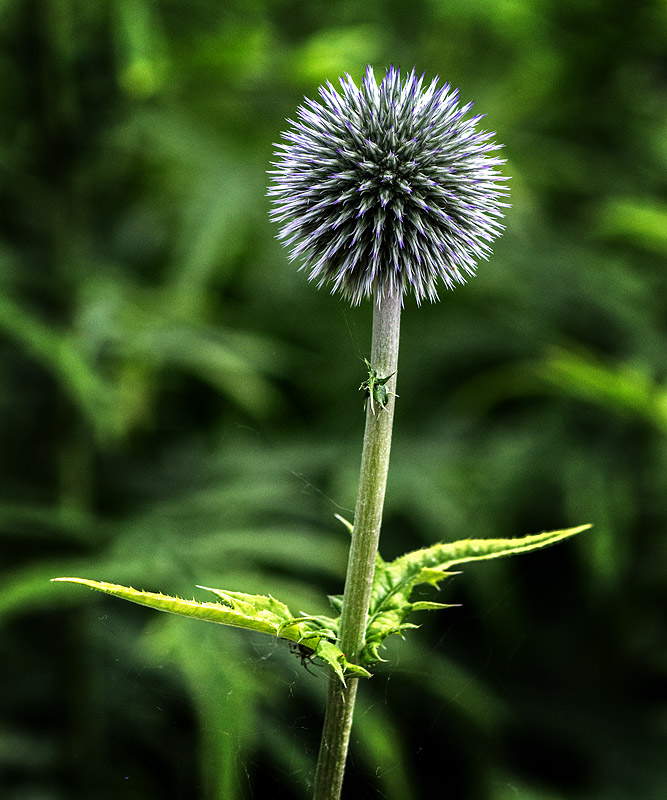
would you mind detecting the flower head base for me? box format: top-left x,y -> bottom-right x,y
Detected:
269,66 -> 510,305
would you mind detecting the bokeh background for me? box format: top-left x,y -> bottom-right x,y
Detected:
2,1 -> 666,798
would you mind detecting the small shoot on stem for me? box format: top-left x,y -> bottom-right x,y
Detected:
359,358 -> 397,415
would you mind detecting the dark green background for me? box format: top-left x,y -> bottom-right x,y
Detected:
1,1 -> 666,798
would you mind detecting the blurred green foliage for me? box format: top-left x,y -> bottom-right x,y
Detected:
1,1 -> 666,798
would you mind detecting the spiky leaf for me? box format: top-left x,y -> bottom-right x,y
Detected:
362,525 -> 590,665
51,578 -> 369,682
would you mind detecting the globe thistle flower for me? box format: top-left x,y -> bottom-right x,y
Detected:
269,65 -> 510,305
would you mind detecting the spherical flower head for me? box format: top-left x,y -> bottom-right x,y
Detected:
268,66 -> 510,305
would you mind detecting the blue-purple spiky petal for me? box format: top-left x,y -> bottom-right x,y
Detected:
268,66 -> 510,305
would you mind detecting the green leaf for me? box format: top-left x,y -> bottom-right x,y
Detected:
196,585 -> 294,623
52,526 -> 587,679
598,196 -> 667,255
398,524 -> 591,571
362,525 -> 590,666
537,348 -> 667,431
51,577 -> 368,682
316,639 -> 370,681
0,295 -> 120,441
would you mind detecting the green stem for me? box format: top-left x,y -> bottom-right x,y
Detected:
312,289 -> 402,800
